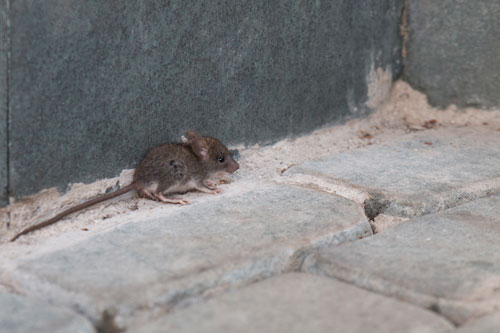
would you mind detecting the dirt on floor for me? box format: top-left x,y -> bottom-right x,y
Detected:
1,80 -> 500,245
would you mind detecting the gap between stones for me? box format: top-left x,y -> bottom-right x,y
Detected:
283,175 -> 500,234
77,224 -> 371,331
95,310 -> 122,333
363,193 -> 391,222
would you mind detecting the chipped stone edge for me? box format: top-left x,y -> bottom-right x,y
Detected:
0,280 -> 99,332
281,169 -> 500,220
276,171 -> 370,205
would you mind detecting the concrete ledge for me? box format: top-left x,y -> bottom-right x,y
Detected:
283,128 -> 500,218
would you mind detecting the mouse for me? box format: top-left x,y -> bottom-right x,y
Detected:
10,130 -> 239,241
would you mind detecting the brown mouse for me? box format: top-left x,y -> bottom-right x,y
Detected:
10,130 -> 239,241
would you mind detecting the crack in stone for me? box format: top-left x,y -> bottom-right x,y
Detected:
95,309 -> 123,333
363,193 -> 391,221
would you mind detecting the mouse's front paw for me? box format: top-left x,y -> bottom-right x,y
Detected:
203,180 -> 218,190
196,182 -> 221,195
203,186 -> 221,195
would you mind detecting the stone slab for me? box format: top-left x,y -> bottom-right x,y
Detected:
456,313 -> 500,333
8,0 -> 403,198
284,128 -> 500,218
131,273 -> 453,333
303,195 -> 500,325
405,0 -> 500,108
8,184 -> 371,327
0,290 -> 95,333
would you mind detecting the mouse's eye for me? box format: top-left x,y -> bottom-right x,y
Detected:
218,156 -> 225,163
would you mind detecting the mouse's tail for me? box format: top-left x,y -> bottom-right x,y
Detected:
10,181 -> 142,242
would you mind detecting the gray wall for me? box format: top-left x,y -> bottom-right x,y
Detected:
0,4 -> 7,207
1,0 -> 404,205
405,0 -> 500,108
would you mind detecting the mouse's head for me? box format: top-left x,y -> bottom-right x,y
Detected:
186,130 -> 239,175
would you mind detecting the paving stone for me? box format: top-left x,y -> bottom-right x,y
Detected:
284,128 -> 500,217
0,290 -> 95,333
456,313 -> 500,333
303,195 -> 500,325
130,273 -> 453,333
7,184 -> 370,327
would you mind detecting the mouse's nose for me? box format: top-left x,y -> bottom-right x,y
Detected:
227,160 -> 239,173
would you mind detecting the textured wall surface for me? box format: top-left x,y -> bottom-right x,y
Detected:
5,0 -> 404,202
0,4 -> 7,206
405,0 -> 500,108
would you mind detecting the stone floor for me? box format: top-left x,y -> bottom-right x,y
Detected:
1,126 -> 500,332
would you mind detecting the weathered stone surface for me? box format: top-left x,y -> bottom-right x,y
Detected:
8,0 -> 403,199
0,3 -> 6,207
8,184 -> 370,326
284,128 -> 500,217
405,0 -> 500,108
456,313 -> 500,333
303,195 -> 500,325
131,273 -> 453,333
0,290 -> 95,333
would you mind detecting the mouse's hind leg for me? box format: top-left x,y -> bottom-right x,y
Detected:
139,188 -> 157,201
139,188 -> 189,205
155,193 -> 191,205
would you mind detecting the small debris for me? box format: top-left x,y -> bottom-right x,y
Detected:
129,203 -> 139,211
105,181 -> 120,194
219,179 -> 231,185
407,125 -> 423,132
483,122 -> 488,126
424,141 -> 432,146
422,119 -> 438,129
81,228 -> 88,231
359,130 -> 373,139
102,214 -> 113,220
279,164 -> 297,174
370,214 -> 409,233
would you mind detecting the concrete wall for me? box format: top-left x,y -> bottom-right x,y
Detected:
1,0 -> 404,205
405,0 -> 500,108
0,4 -> 7,207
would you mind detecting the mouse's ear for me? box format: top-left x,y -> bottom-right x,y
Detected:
185,130 -> 201,140
185,130 -> 209,160
190,137 -> 209,160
